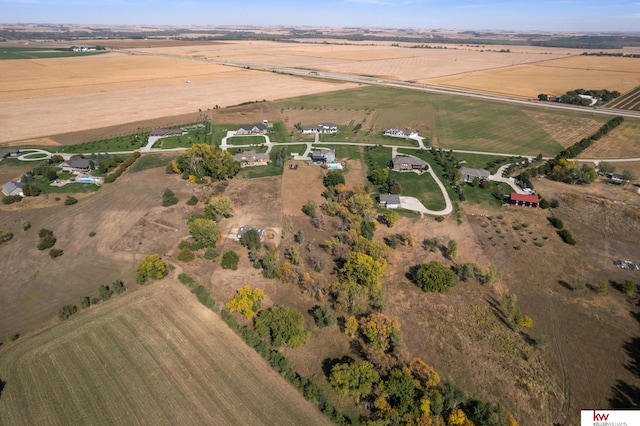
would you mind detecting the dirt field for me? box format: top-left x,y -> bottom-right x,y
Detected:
427,55 -> 640,98
0,280 -> 331,425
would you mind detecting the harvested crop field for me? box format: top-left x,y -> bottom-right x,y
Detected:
0,281 -> 331,426
427,56 -> 640,98
608,85 -> 640,111
523,110 -> 606,148
0,50 -> 355,144
578,118 -> 640,159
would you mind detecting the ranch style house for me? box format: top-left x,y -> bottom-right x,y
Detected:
302,123 -> 338,134
459,167 -> 490,183
384,128 -> 418,138
236,124 -> 268,135
233,150 -> 270,167
391,155 -> 427,172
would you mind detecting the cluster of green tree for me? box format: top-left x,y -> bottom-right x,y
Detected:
582,52 -> 640,58
238,228 -> 279,278
255,306 -> 309,348
383,231 -> 417,248
520,116 -> 624,184
331,311 -> 517,425
60,280 -> 126,321
539,89 -> 621,105
104,151 -> 141,183
37,228 -> 63,258
219,308 -> 353,424
177,273 -> 219,312
136,254 -> 169,284
365,147 -> 401,194
64,196 -> 78,206
171,144 -> 239,182
1,194 -> 23,205
531,35 -> 640,49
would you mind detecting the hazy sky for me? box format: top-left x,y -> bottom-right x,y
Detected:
1,0 -> 639,32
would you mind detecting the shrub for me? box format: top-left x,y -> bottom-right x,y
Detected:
177,247 -> 195,262
64,196 -> 78,205
302,200 -> 317,218
550,199 -> 560,208
323,170 -> 345,187
557,229 -> 576,245
221,250 -> 240,270
2,195 -> 21,204
621,280 -> 636,295
58,304 -> 78,320
80,296 -> 91,308
548,216 -> 564,229
204,247 -> 219,261
112,279 -> 126,295
104,174 -> 116,183
37,234 -> 56,250
49,248 -> 64,258
539,198 -> 550,209
162,188 -> 178,206
99,285 -> 113,301
0,230 -> 13,245
186,195 -> 199,206
240,229 -> 261,252
89,231 -> 96,237
136,254 -> 169,284
413,261 -> 457,292
311,305 -> 336,328
294,231 -> 304,244
6,333 -> 19,342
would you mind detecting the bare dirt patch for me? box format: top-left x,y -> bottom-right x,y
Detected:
281,162 -> 327,216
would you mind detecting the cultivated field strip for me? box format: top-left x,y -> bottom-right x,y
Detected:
608,86 -> 640,111
0,282 -> 331,426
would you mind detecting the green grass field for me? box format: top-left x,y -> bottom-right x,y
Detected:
60,134 -> 148,154
391,170 -> 446,211
0,47 -> 107,60
225,136 -> 266,146
31,177 -> 100,195
0,282 -> 331,425
318,144 -> 361,160
275,86 -> 592,156
128,154 -> 174,173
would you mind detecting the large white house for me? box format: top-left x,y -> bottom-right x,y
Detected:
302,123 -> 338,134
384,128 -> 418,138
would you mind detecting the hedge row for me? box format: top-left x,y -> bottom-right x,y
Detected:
105,151 -> 141,183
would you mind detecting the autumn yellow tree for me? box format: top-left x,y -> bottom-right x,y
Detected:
359,312 -> 401,352
409,357 -> 441,389
136,254 -> 169,284
225,285 -> 265,319
448,408 -> 474,426
344,315 -> 359,338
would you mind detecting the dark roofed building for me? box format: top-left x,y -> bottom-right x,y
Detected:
311,148 -> 335,163
509,193 -> 539,208
150,128 -> 184,137
391,155 -> 427,172
236,124 -> 267,135
61,157 -> 92,174
0,149 -> 19,159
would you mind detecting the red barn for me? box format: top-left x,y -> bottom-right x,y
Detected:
509,193 -> 539,208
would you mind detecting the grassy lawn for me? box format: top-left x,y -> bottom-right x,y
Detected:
275,86 -> 590,156
269,122 -> 292,143
453,152 -> 526,173
153,133 -> 209,149
319,144 -> 362,160
225,136 -> 266,146
31,177 -> 100,194
364,146 -> 393,171
460,181 -> 513,208
390,170 -> 446,211
227,145 -> 269,154
369,134 -> 420,147
60,133 -> 148,154
129,154 -> 174,173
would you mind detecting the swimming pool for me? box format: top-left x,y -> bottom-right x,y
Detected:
77,177 -> 97,183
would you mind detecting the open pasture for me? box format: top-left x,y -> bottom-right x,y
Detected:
0,281 -> 331,426
427,55 -> 640,99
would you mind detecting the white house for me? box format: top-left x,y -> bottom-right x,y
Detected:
384,128 -> 418,138
302,123 -> 338,134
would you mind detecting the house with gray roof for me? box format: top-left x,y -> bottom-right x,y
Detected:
311,148 -> 335,163
391,155 -> 427,172
233,150 -> 270,167
236,124 -> 267,135
2,181 -> 24,197
61,157 -> 92,174
459,167 -> 490,183
379,194 -> 401,209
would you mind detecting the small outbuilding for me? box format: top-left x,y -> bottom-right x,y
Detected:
379,194 -> 401,209
2,181 -> 24,197
509,193 -> 539,208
